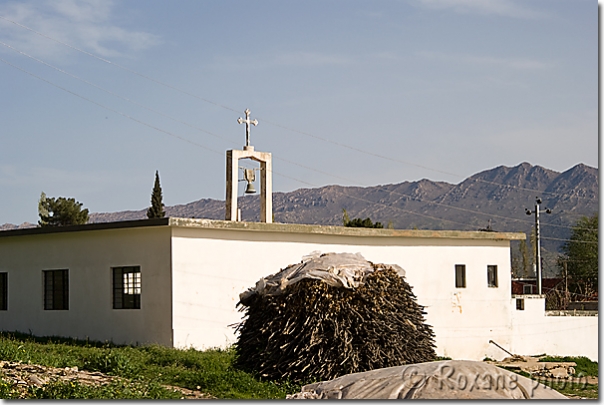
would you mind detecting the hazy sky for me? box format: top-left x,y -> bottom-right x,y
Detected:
0,0 -> 597,225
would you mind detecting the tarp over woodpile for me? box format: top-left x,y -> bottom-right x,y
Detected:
234,252 -> 436,383
239,251 -> 405,303
286,360 -> 568,399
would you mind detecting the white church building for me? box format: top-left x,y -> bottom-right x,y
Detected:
0,109 -> 597,361
0,217 -> 597,361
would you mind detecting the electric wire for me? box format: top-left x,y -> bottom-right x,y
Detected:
0,13 -> 596,203
0,14 -> 239,114
0,42 -> 588,233
0,49 -> 594,235
0,56 -> 475,228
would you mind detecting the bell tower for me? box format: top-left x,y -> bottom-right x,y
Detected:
225,109 -> 272,223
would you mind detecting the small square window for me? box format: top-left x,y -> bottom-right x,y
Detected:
455,264 -> 466,288
487,265 -> 498,288
0,273 -> 7,311
44,270 -> 69,310
523,284 -> 534,294
113,266 -> 141,309
516,298 -> 525,310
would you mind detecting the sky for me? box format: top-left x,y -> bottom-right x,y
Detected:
0,0 -> 598,226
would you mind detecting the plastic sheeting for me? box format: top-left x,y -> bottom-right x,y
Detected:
286,360 -> 568,399
239,252 -> 406,305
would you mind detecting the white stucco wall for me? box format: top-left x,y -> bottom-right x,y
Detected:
0,225 -> 173,346
1,219 -> 595,362
509,296 -> 598,361
169,221 -> 520,361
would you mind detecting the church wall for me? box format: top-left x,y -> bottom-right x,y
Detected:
170,225 -> 516,360
0,226 -> 173,346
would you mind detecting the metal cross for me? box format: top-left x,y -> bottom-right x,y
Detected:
237,108 -> 258,147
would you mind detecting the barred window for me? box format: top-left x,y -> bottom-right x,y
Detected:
487,265 -> 498,288
455,264 -> 466,288
44,270 -> 69,310
113,266 -> 141,309
0,273 -> 7,311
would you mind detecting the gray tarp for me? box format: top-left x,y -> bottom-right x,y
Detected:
287,360 -> 568,399
239,251 -> 405,304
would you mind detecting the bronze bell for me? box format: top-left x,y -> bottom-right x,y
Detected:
245,180 -> 256,194
243,168 -> 256,194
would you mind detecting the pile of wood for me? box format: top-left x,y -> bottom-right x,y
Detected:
234,258 -> 436,383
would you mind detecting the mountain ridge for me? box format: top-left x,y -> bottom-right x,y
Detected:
2,163 -> 598,257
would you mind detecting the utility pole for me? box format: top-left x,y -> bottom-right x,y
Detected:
525,197 -> 551,295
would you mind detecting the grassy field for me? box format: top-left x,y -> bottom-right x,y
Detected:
0,332 -> 302,399
0,332 -> 598,399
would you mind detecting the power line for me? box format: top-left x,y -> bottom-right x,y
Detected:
0,14 -> 239,115
0,40 -> 236,146
0,50 -> 594,235
0,56 -> 473,228
0,14 -> 596,203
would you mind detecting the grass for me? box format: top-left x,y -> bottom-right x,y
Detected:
0,331 -> 302,399
0,332 -> 597,399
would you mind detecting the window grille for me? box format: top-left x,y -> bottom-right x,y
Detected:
113,266 -> 141,309
487,265 -> 498,288
0,273 -> 7,311
44,270 -> 69,310
455,264 -> 466,288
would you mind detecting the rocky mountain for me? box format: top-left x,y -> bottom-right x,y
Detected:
2,163 -> 597,276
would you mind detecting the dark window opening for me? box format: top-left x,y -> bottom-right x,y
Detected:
44,270 -> 69,310
0,273 -> 7,311
487,265 -> 498,288
113,266 -> 141,309
516,298 -> 525,310
455,264 -> 466,288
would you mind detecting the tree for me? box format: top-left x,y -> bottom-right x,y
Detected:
342,209 -> 383,229
557,213 -> 598,297
147,170 -> 165,219
38,193 -> 89,227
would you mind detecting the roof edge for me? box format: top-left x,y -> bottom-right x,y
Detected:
168,217 -> 526,241
0,217 -> 526,241
0,218 -> 169,238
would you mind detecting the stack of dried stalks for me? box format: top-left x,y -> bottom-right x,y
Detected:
234,264 -> 436,383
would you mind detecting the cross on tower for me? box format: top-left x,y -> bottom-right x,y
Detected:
237,108 -> 258,148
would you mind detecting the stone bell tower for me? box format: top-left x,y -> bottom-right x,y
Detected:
225,109 -> 272,223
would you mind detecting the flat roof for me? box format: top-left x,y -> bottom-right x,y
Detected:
0,217 -> 526,241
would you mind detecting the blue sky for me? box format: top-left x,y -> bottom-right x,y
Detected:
0,0 -> 597,225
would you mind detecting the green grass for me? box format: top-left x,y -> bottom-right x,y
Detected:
0,331 -> 301,399
0,332 -> 597,399
538,356 -> 598,377
539,381 -> 599,399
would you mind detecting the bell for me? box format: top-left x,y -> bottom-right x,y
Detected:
245,180 -> 256,194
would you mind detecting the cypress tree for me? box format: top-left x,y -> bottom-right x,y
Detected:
147,170 -> 165,219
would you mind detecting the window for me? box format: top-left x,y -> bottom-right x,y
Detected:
523,284 -> 534,294
455,265 -> 466,288
516,298 -> 525,311
44,270 -> 69,310
487,265 -> 498,288
113,266 -> 141,309
0,273 -> 7,311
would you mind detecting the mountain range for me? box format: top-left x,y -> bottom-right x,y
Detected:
2,162 -> 598,275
